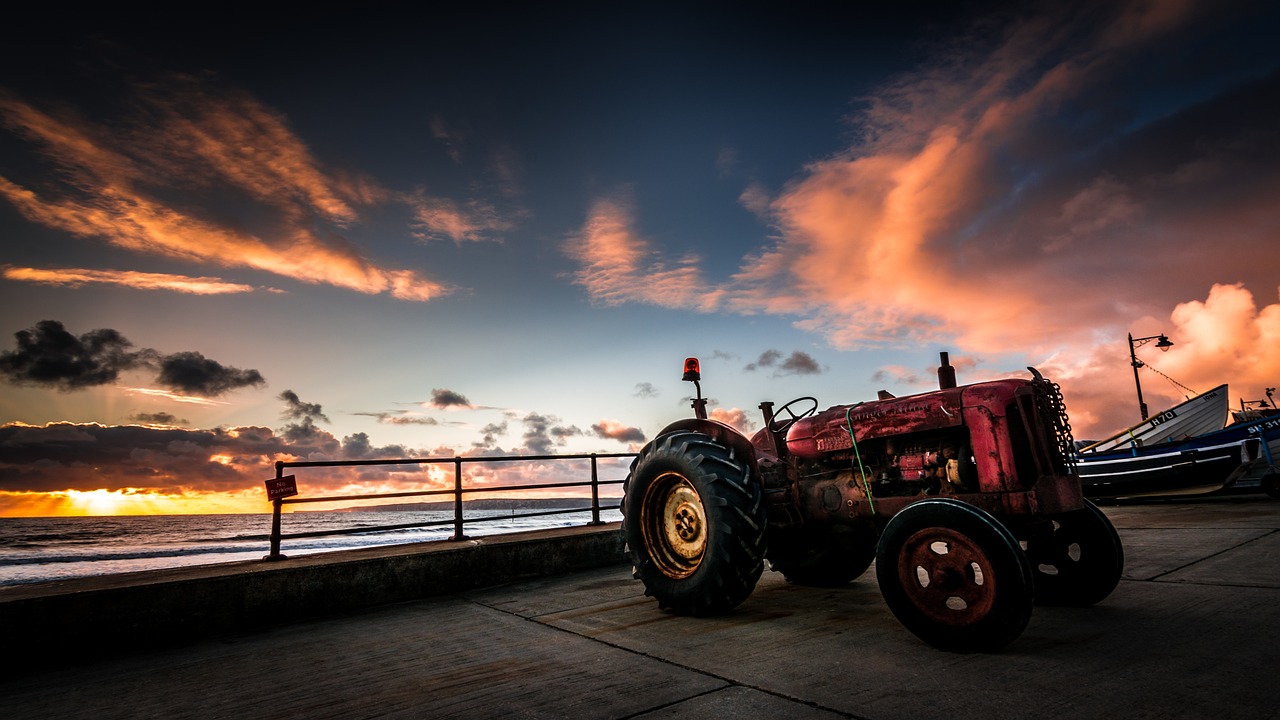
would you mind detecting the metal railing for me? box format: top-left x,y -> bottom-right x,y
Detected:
264,452 -> 635,560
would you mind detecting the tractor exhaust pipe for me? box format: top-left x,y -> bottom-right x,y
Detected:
938,352 -> 957,390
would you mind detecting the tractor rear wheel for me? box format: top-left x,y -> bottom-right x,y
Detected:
622,431 -> 766,615
767,524 -> 877,587
876,499 -> 1033,652
1024,499 -> 1123,606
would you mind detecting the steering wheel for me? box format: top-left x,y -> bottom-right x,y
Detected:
768,396 -> 819,434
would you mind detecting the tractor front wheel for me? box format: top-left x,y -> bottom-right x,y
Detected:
622,431 -> 766,615
876,499 -> 1034,652
1023,499 -> 1123,606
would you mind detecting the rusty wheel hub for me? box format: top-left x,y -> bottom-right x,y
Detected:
898,529 -> 997,625
641,472 -> 708,578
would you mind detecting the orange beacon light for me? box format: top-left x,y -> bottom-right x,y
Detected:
682,357 -> 701,382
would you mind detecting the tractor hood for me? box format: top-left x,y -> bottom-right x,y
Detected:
782,378 -> 1035,460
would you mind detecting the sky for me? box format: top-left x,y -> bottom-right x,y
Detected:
2,1 -> 1279,516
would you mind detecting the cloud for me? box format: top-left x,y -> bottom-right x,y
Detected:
0,420 -> 431,495
429,388 -> 472,409
340,432 -> 409,460
521,412 -> 581,455
1027,283 -> 1280,438
406,190 -> 510,243
778,351 -> 823,376
590,420 -> 646,445
553,1 -> 1280,441
871,356 -> 979,391
1,266 -> 269,295
560,3 -> 1278,355
0,421 -> 286,493
279,390 -> 329,424
0,319 -> 261,398
354,411 -> 439,426
124,388 -> 226,406
870,365 -> 923,387
1143,283 -> 1280,403
744,349 -> 824,376
156,352 -> 265,397
0,81 -> 449,301
710,407 -> 755,435
759,2 -> 1279,353
633,382 -> 659,398
430,114 -> 465,165
128,412 -> 188,426
473,421 -> 508,450
565,195 -> 722,312
744,349 -> 782,372
0,320 -> 151,391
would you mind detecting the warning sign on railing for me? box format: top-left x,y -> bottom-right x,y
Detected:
265,475 -> 298,501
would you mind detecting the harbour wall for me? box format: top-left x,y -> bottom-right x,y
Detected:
0,523 -> 626,673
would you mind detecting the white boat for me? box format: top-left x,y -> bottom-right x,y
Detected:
1079,384 -> 1229,453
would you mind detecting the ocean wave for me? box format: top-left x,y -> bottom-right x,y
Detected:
0,508 -> 621,586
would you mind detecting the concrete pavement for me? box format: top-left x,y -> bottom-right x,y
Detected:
2,496 -> 1277,719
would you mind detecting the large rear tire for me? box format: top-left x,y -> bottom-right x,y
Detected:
876,499 -> 1034,652
1023,499 -> 1123,606
622,431 -> 766,615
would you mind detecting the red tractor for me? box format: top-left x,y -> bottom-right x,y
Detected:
622,353 -> 1123,652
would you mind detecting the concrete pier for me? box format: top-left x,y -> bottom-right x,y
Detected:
0,523 -> 625,672
2,497 -> 1278,719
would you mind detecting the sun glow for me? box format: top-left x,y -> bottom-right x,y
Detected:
0,489 -> 272,517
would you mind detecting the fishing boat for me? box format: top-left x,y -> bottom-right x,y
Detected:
1078,384 -> 1229,454
1220,407 -> 1280,497
1079,433 -> 1260,499
1078,408 -> 1280,500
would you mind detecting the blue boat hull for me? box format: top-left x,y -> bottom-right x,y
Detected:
1078,413 -> 1280,499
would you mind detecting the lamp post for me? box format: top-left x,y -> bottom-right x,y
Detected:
1128,332 -> 1174,420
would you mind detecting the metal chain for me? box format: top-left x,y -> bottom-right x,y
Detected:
1035,378 -> 1078,474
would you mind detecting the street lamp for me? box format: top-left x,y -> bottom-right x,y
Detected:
1128,332 -> 1174,420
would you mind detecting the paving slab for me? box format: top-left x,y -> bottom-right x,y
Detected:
0,593 -> 726,720
2,497 -> 1277,720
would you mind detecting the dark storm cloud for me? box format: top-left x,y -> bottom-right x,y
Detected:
744,349 -> 824,376
279,390 -> 330,423
276,391 -> 336,456
430,388 -> 472,408
0,422 -> 285,492
0,320 -> 151,390
156,351 -> 265,396
778,351 -> 823,376
744,349 -> 783,372
522,413 -> 580,455
473,421 -> 508,449
340,432 -> 409,460
0,320 -> 267,397
0,420 -> 435,493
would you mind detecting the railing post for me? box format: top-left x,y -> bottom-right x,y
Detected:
264,462 -> 287,560
589,454 -> 604,525
450,457 -> 467,540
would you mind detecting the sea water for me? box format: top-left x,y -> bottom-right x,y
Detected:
0,507 -> 623,587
